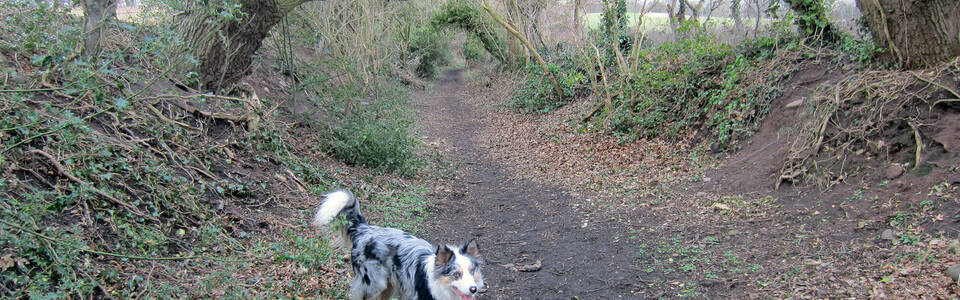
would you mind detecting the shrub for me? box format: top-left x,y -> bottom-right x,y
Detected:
430,0 -> 509,65
609,29 -> 735,138
409,25 -> 450,78
510,46 -> 587,113
323,88 -> 421,175
605,25 -> 800,150
461,35 -> 484,61
837,34 -> 883,65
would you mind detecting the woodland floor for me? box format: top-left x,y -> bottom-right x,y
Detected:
412,65 -> 960,299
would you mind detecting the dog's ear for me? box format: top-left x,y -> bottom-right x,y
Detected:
461,238 -> 481,259
435,244 -> 454,266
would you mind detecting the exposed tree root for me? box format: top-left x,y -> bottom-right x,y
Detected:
908,121 -> 922,170
778,59 -> 960,187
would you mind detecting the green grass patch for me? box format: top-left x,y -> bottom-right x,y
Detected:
365,185 -> 430,234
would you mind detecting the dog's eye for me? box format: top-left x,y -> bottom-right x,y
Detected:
452,270 -> 462,279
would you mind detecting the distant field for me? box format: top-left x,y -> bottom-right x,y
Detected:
583,12 -> 772,31
70,6 -> 144,23
583,12 -> 671,29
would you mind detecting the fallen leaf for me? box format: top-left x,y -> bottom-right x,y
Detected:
711,203 -> 731,211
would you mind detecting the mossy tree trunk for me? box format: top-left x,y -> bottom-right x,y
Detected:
177,0 -> 314,91
856,0 -> 960,69
81,0 -> 117,58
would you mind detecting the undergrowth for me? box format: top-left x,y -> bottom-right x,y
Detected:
462,35 -> 485,61
409,26 -> 451,78
317,86 -> 422,176
0,1 -> 432,298
510,46 -> 587,113
509,22 -> 799,150
509,7 -> 883,151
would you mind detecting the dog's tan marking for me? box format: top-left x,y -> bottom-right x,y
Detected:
436,275 -> 453,287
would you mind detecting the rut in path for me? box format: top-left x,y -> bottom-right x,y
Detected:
415,69 -> 647,299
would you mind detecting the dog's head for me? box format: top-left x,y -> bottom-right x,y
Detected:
433,238 -> 486,300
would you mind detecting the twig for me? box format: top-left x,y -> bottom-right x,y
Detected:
908,122 -> 922,170
27,149 -> 154,221
910,71 -> 960,99
81,249 -> 198,261
813,86 -> 841,153
144,102 -> 195,130
0,218 -> 63,243
1,105 -> 115,154
932,98 -> 960,106
134,263 -> 156,299
581,100 -> 604,123
910,72 -> 960,109
147,93 -> 248,102
0,87 -> 65,93
13,167 -> 56,190
591,44 -> 614,124
168,98 -> 248,123
285,169 -> 310,193
870,0 -> 902,65
812,113 -> 832,153
82,248 -> 251,262
188,165 -> 217,180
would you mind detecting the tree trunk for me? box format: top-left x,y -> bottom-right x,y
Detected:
782,0 -> 840,42
177,0 -> 313,91
574,0 -> 582,40
680,0 -> 705,21
753,0 -> 761,38
731,0 -> 743,30
81,0 -> 117,58
667,0 -> 685,34
856,0 -> 960,69
676,0 -> 686,24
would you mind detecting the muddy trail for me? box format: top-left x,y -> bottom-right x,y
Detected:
415,69 -> 648,299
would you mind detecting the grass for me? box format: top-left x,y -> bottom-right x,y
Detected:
633,232 -> 770,296
366,185 -> 431,234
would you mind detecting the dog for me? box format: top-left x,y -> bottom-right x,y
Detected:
312,189 -> 486,300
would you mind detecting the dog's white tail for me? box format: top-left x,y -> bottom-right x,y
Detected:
313,189 -> 362,251
312,189 -> 359,227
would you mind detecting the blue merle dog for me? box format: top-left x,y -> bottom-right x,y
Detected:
312,189 -> 486,300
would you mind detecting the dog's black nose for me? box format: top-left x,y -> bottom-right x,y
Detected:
469,286 -> 477,294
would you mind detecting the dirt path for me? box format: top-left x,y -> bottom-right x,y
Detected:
415,69 -> 646,299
